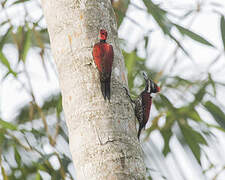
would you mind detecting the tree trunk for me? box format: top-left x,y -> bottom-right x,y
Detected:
41,0 -> 146,179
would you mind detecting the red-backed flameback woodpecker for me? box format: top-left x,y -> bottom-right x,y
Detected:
124,73 -> 160,139
92,29 -> 114,101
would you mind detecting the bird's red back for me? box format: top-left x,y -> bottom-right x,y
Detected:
92,42 -> 114,76
142,92 -> 152,124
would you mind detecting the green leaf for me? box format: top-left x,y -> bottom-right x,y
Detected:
191,82 -> 208,107
0,130 -> 4,146
208,73 -> 216,96
124,50 -> 144,73
37,164 -> 46,172
21,28 -> 32,62
15,94 -> 61,124
206,124 -> 225,132
113,0 -> 130,27
189,109 -> 202,122
1,166 -> 8,180
159,94 -> 175,111
161,127 -> 172,156
142,0 -> 195,58
37,153 -> 55,164
220,16 -> 225,50
61,154 -> 72,171
35,171 -> 41,180
143,0 -> 171,35
159,113 -> 175,156
0,119 -> 18,130
14,147 -> 21,167
56,94 -> 62,117
169,34 -> 192,58
167,76 -> 196,89
144,36 -> 149,50
0,51 -> 17,77
179,123 -> 207,164
177,106 -> 202,122
0,20 -> 9,27
0,51 -> 11,69
123,50 -> 145,88
181,10 -> 194,19
0,27 -> 13,51
175,24 -> 214,47
11,0 -> 30,6
30,129 -> 45,139
204,101 -> 225,130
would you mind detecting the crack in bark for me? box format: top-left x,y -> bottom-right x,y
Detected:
120,150 -> 125,169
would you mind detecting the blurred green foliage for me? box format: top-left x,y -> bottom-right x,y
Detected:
0,0 -> 225,179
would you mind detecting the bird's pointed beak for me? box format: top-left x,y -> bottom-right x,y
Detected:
143,72 -> 148,81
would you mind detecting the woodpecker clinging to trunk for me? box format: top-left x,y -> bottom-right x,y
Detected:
124,73 -> 160,139
92,29 -> 114,101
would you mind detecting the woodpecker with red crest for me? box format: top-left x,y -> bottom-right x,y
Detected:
92,29 -> 114,101
124,73 -> 160,139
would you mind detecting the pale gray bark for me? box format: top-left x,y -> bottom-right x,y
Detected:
41,0 -> 146,179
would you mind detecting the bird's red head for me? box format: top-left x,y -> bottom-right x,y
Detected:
143,72 -> 160,93
99,29 -> 108,41
150,80 -> 160,93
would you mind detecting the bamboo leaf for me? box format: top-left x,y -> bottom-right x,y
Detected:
0,130 -> 4,146
11,0 -> 30,6
191,82 -> 208,106
169,34 -> 192,59
208,73 -> 216,96
189,109 -> 202,122
220,16 -> 225,50
175,24 -> 214,47
204,101 -> 225,130
123,51 -> 135,74
143,0 -> 171,35
0,27 -> 13,51
0,51 -> 11,69
0,51 -> 17,77
206,124 -> 225,132
113,0 -> 130,27
14,147 -> 21,167
181,10 -> 194,19
159,94 -> 175,111
180,123 -> 207,164
35,171 -> 41,180
21,28 -> 32,62
0,119 -> 18,130
123,50 -> 145,89
178,106 -> 202,122
1,166 -> 8,180
56,94 -> 62,117
61,154 -> 72,171
161,127 -> 172,156
142,0 -> 194,59
15,94 -> 61,124
144,36 -> 149,50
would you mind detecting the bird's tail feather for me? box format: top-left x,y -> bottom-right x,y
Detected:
137,128 -> 142,140
100,78 -> 111,101
105,79 -> 110,101
137,124 -> 145,140
100,80 -> 106,100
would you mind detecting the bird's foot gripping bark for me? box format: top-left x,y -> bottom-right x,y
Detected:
123,87 -> 135,104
